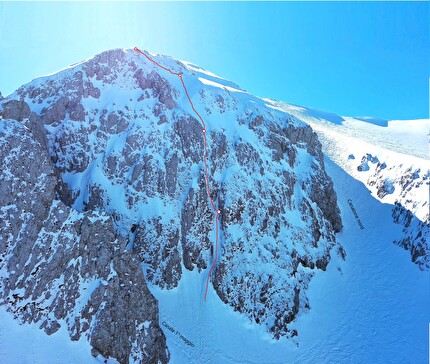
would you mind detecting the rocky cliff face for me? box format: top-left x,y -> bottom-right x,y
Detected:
0,48 -> 343,360
0,116 -> 169,363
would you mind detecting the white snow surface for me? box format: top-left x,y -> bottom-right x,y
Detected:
0,307 -> 119,364
198,77 -> 246,94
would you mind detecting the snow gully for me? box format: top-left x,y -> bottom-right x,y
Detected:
134,47 -> 222,301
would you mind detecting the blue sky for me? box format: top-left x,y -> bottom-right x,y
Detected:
0,1 -> 428,120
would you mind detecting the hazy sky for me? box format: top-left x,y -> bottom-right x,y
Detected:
0,1 -> 428,120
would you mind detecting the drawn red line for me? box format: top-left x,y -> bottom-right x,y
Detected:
204,214 -> 219,301
134,47 -> 220,301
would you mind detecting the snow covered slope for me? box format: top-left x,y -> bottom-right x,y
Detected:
1,48 -> 343,362
270,102 -> 428,160
0,48 -> 428,364
150,103 -> 430,363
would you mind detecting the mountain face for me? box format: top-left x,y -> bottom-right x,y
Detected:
0,48 -> 343,362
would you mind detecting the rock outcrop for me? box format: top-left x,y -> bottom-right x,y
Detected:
363,153 -> 430,269
392,202 -> 430,269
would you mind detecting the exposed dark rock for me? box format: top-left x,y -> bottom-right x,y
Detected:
1,99 -> 31,121
392,202 -> 430,269
135,69 -> 178,110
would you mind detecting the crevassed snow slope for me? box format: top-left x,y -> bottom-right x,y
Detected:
268,100 -> 429,223
271,101 -> 429,160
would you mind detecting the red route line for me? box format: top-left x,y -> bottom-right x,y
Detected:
134,47 -> 220,302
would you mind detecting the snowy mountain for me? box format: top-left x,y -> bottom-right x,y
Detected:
0,48 -> 428,364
